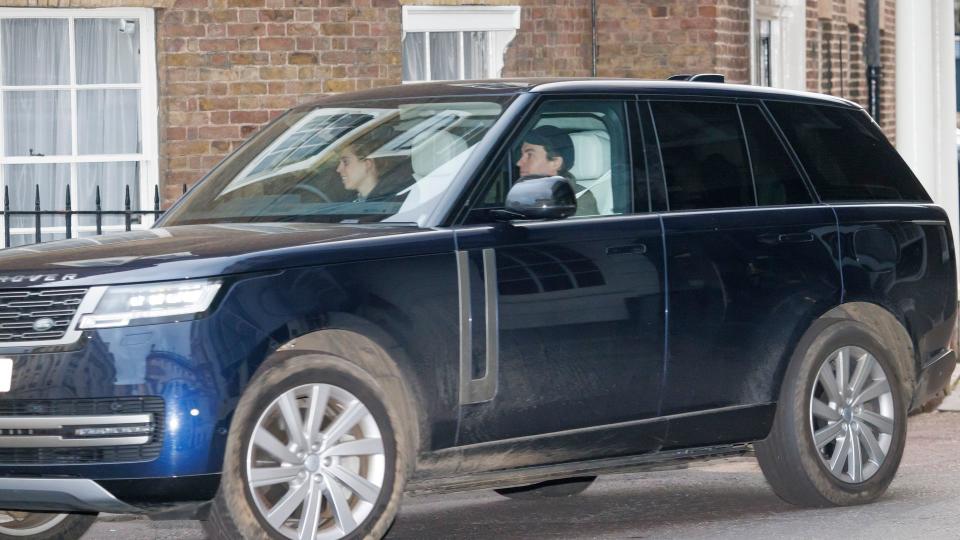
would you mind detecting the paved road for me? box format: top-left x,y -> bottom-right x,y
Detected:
85,410 -> 960,539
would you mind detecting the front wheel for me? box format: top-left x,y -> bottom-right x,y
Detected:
0,512 -> 96,540
206,351 -> 412,540
756,320 -> 908,507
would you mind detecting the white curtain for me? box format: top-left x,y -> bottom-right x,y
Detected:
429,32 -> 458,80
75,18 -> 139,85
3,91 -> 71,158
464,31 -> 487,79
402,32 -> 426,81
1,19 -> 68,85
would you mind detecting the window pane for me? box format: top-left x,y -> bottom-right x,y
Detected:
739,105 -> 811,205
402,32 -> 426,82
464,31 -> 488,79
78,90 -> 141,155
475,100 -> 632,218
3,91 -> 71,157
3,164 -> 70,245
1,19 -> 69,86
429,32 -> 458,80
767,103 -> 930,202
76,18 -> 140,85
651,101 -> 754,210
78,161 -> 141,232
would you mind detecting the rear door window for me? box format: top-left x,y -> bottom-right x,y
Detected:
766,102 -> 930,202
739,105 -> 812,206
650,101 -> 754,211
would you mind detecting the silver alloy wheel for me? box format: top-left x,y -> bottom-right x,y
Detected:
0,512 -> 69,536
246,383 -> 386,540
809,345 -> 895,484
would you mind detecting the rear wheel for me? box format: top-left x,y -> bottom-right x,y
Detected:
756,320 -> 908,507
0,512 -> 95,540
206,351 -> 412,540
495,476 -> 597,500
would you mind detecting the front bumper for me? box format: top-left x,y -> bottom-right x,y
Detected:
0,477 -> 140,513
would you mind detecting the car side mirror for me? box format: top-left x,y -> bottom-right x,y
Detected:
493,176 -> 577,221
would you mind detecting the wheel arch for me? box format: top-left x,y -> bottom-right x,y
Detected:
264,313 -> 426,466
777,301 -> 918,404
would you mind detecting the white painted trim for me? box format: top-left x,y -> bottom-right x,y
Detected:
896,0 -> 960,295
751,0 -> 806,91
402,6 -> 521,33
0,154 -> 147,165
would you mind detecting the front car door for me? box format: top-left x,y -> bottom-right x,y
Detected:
450,97 -> 667,465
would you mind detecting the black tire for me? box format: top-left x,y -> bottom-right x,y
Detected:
0,512 -> 96,540
204,346 -> 414,540
756,319 -> 909,507
495,476 -> 597,500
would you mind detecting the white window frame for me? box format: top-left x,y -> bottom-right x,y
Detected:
0,7 -> 159,246
751,0 -> 806,91
401,5 -> 521,82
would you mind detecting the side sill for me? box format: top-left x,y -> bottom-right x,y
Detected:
405,443 -> 753,496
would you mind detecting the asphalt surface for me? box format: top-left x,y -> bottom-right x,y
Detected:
85,410 -> 960,539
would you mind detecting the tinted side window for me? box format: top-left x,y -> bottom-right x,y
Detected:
767,102 -> 931,202
739,105 -> 812,205
651,101 -> 754,211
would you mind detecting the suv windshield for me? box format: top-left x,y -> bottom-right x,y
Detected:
161,96 -> 512,227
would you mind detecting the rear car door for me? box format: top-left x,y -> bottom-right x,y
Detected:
645,99 -> 843,448
452,97 -> 667,460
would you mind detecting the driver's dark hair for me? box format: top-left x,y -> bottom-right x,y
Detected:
523,125 -> 576,179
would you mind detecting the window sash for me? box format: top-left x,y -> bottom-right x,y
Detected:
401,5 -> 519,83
403,30 -> 499,82
0,8 -> 158,247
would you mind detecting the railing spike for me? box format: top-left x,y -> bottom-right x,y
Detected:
65,184 -> 72,240
33,185 -> 40,245
124,185 -> 132,232
95,185 -> 102,236
3,186 -> 8,249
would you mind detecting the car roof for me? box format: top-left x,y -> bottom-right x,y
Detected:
310,78 -> 860,109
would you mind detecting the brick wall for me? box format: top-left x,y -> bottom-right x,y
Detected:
596,1 -> 732,80
593,1 -> 751,82
500,0 -> 592,77
805,0 -> 896,141
157,0 -> 403,204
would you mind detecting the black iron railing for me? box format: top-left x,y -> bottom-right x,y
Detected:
2,184 -> 186,248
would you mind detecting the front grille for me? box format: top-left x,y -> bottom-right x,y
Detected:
0,397 -> 164,465
0,288 -> 87,342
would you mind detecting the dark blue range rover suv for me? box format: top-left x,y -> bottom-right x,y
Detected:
0,79 -> 953,540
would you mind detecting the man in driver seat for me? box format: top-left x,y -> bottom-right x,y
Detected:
516,125 -> 599,216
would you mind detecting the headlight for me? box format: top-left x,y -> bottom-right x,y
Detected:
78,279 -> 222,329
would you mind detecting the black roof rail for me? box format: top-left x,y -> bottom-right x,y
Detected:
667,73 -> 725,83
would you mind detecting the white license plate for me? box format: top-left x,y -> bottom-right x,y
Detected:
0,358 -> 12,392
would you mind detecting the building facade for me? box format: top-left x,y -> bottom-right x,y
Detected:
0,0 -> 904,244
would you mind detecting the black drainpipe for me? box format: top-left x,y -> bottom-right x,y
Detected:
865,0 -> 882,122
591,0 -> 598,77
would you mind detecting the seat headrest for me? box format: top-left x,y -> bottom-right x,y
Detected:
411,131 -> 469,179
568,130 -> 611,180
